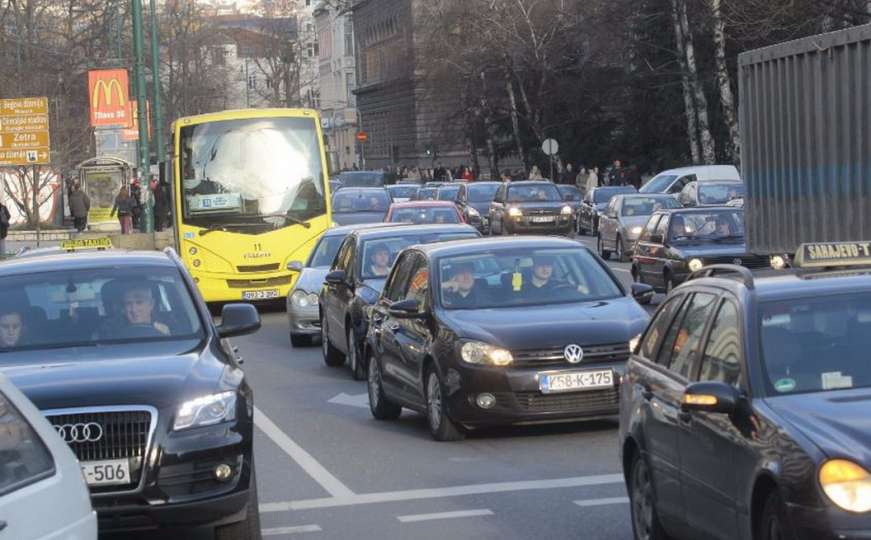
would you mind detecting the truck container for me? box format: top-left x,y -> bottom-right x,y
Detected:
739,24 -> 871,254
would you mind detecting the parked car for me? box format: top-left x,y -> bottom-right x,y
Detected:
639,165 -> 741,196
331,187 -> 392,226
489,181 -> 574,236
335,170 -> 387,188
320,224 -> 480,380
456,182 -> 501,234
577,185 -> 637,236
597,194 -> 682,262
365,236 -> 652,441
385,184 -> 419,203
385,201 -> 464,225
0,372 -> 97,540
678,180 -> 745,207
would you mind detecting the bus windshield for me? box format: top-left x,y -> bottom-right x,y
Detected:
179,116 -> 327,232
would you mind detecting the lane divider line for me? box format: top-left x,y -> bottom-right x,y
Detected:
254,406 -> 355,498
262,524 -> 323,536
397,509 -> 494,523
574,496 -> 630,507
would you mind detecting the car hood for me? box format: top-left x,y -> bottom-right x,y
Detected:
440,297 -> 649,350
332,211 -> 387,226
619,216 -> 651,230
294,267 -> 331,294
0,339 -> 224,410
509,201 -> 567,213
675,243 -> 752,258
765,389 -> 871,465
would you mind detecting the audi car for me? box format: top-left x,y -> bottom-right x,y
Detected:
0,249 -> 262,537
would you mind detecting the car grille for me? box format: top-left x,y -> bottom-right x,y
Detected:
704,255 -> 770,269
512,343 -> 630,368
494,387 -> 619,413
237,263 -> 280,273
227,276 -> 292,288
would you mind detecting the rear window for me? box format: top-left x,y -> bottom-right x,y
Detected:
437,187 -> 460,201
387,185 -> 418,199
468,184 -> 500,202
698,183 -> 745,205
594,187 -> 636,204
622,196 -> 681,216
507,184 -> 560,203
332,190 -> 390,213
557,186 -> 582,201
338,172 -> 384,188
389,207 -> 461,225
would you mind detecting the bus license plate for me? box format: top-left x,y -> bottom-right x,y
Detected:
242,289 -> 279,300
81,459 -> 131,486
539,370 -> 614,394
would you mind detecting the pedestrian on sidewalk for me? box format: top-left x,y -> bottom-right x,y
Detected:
586,166 -> 600,194
0,198 -> 10,257
111,185 -> 134,235
68,183 -> 90,232
129,180 -> 143,231
529,165 -> 544,180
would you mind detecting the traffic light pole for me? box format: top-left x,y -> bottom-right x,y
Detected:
131,0 -> 152,232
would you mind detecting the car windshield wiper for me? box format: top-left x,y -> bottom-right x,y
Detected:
199,222 -> 266,236
260,212 -> 312,229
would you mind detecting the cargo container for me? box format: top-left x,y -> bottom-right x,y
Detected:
739,24 -> 871,255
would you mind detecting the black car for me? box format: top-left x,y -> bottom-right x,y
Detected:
488,181 -> 574,236
335,170 -> 386,188
620,243 -> 871,540
330,187 -> 391,226
0,250 -> 261,537
365,237 -> 653,441
631,207 -> 771,293
319,224 -> 480,380
577,185 -> 637,236
456,182 -> 501,234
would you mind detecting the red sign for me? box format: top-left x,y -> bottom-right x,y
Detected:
121,100 -> 151,141
88,70 -> 130,127
356,131 -> 368,143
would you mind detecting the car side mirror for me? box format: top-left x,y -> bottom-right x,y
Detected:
388,299 -> 424,319
287,260 -> 304,272
630,282 -> 655,305
325,269 -> 348,286
217,303 -> 261,338
649,234 -> 664,244
681,382 -> 739,415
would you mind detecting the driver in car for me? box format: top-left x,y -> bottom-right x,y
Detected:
368,243 -> 392,277
98,284 -> 170,338
442,261 -> 482,308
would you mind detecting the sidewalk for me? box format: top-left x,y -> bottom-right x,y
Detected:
3,228 -> 175,256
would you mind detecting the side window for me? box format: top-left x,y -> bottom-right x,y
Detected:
658,293 -> 717,378
639,295 -> 686,359
404,261 -> 430,310
0,391 -> 55,497
333,237 -> 353,271
654,215 -> 669,240
607,198 -> 618,217
342,240 -> 356,276
698,300 -> 743,388
385,252 -> 416,302
640,215 -> 660,242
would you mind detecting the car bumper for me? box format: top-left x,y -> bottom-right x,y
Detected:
442,362 -> 625,426
287,304 -> 321,336
786,502 -> 871,540
505,217 -> 573,235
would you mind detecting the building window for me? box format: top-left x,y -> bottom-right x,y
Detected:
344,21 -> 354,56
248,75 -> 256,90
345,73 -> 355,105
211,47 -> 226,66
266,78 -> 273,89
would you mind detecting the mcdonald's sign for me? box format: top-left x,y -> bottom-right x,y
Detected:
88,69 -> 130,127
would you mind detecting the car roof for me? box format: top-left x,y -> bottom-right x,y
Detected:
412,236 -> 587,258
332,187 -> 388,194
686,267 -> 871,303
324,223 -> 402,236
508,181 -> 555,186
353,223 -> 476,241
657,165 -> 739,176
655,206 -> 740,215
0,250 -> 175,277
467,181 -> 502,187
390,200 -> 457,208
339,170 -> 384,176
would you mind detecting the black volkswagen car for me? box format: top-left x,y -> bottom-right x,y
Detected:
456,182 -> 502,234
0,249 -> 261,538
576,185 -> 637,236
319,224 -> 480,380
632,207 -> 770,293
488,181 -> 574,236
620,243 -> 871,540
365,237 -> 653,441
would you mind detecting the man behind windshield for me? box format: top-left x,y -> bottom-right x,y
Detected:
441,262 -> 483,308
0,310 -> 24,349
98,283 -> 170,338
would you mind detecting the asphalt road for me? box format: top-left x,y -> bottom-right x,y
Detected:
108,233 -> 657,540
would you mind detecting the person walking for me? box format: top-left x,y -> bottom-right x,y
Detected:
529,165 -> 544,180
68,183 -> 90,232
111,185 -> 134,235
0,198 -> 10,257
586,166 -> 600,194
461,165 -> 474,181
129,180 -> 143,231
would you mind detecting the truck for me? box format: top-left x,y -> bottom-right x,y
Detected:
738,23 -> 871,255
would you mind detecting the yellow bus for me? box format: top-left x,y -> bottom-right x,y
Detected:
172,108 -> 332,303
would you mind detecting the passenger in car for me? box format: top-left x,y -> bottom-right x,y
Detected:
0,310 -> 24,348
368,243 -> 392,277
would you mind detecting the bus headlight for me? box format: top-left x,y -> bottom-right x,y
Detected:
688,258 -> 704,272
189,247 -> 198,255
819,460 -> 871,513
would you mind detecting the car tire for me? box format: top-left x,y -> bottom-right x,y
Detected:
368,355 -> 401,420
577,218 -> 586,236
617,235 -> 630,263
425,367 -> 465,442
598,234 -> 612,260
757,490 -> 796,540
665,275 -> 675,295
347,326 -> 366,381
215,461 -> 262,540
321,315 -> 345,367
290,333 -> 310,347
629,453 -> 669,540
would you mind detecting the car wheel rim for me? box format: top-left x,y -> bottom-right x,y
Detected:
427,373 -> 442,432
632,459 -> 654,540
368,359 -> 380,408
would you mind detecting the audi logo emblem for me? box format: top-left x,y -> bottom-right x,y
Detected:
564,344 -> 584,364
53,422 -> 104,443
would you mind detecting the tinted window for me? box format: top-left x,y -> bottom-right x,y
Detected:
333,237 -> 353,271
654,215 -> 669,240
0,391 -> 54,497
332,190 -> 390,213
437,186 -> 460,201
388,207 -> 461,224
698,300 -> 742,387
698,183 -> 745,205
359,231 -> 478,280
640,215 -> 661,242
621,196 -> 681,217
308,234 -> 346,268
387,185 -> 418,199
507,184 -> 561,203
415,188 -> 438,200
639,174 -> 678,194
639,295 -> 686,359
658,293 -> 717,378
384,253 -> 415,302
594,187 -> 636,204
556,185 -> 582,201
405,262 -> 430,308
338,171 -> 385,187
668,210 -> 744,243
468,184 -> 501,202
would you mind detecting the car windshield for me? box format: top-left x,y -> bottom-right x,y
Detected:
338,171 -> 384,188
698,183 -> 745,205
507,184 -> 561,203
621,196 -> 681,217
438,247 -> 622,309
308,234 -> 346,268
668,210 -> 745,243
639,174 -> 678,193
468,184 -> 500,202
557,186 -> 582,201
360,232 -> 478,280
0,267 -> 204,354
760,294 -> 871,395
416,188 -> 438,200
594,187 -> 635,204
437,187 -> 460,201
179,117 -> 327,232
389,207 -> 461,225
331,190 -> 390,213
387,186 -> 418,199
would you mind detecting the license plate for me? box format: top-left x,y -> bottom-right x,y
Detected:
242,289 -> 280,300
539,369 -> 614,394
81,459 -> 131,486
531,216 -> 554,223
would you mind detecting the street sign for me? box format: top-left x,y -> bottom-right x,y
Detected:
542,138 -> 559,156
0,97 -> 50,166
356,131 -> 368,143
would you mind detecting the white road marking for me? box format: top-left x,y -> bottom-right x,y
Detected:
574,496 -> 630,507
327,392 -> 369,409
254,406 -> 355,498
260,473 -> 623,512
262,524 -> 322,536
612,268 -> 632,274
397,509 -> 494,523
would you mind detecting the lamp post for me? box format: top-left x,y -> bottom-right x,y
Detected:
131,0 -> 151,231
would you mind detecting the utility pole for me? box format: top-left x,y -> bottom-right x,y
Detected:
132,0 -> 152,232
147,0 -> 164,233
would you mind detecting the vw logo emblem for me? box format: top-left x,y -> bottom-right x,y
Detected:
733,258 -> 743,265
53,422 -> 104,444
564,344 -> 584,364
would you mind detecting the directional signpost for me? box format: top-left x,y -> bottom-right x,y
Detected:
0,97 -> 51,166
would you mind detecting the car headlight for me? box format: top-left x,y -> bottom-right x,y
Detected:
819,460 -> 871,513
688,258 -> 704,272
468,207 -> 480,217
174,391 -> 237,430
630,226 -> 643,236
460,341 -> 514,366
508,207 -> 523,217
291,290 -> 319,308
770,255 -> 787,270
561,205 -> 573,215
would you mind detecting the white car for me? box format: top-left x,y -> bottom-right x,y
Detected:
0,374 -> 96,540
639,165 -> 740,196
